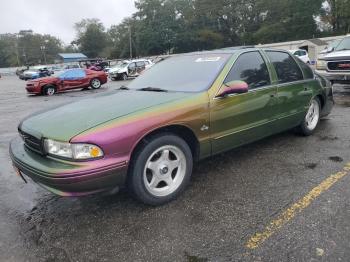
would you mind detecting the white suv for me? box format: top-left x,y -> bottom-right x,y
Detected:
109,59 -> 154,81
290,49 -> 310,64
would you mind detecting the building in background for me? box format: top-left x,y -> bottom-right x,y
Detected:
256,35 -> 346,64
57,53 -> 87,63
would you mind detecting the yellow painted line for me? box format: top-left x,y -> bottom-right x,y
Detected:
246,162 -> 350,249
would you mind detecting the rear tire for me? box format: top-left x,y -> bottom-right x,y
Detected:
297,97 -> 321,136
43,85 -> 56,96
90,78 -> 101,89
127,133 -> 193,206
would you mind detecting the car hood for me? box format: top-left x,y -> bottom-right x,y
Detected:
323,50 -> 350,61
20,90 -> 191,141
109,66 -> 127,73
29,77 -> 58,83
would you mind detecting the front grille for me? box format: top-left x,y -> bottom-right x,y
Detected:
327,61 -> 350,71
19,129 -> 44,155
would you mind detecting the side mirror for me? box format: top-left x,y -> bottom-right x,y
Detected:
217,80 -> 249,97
326,47 -> 334,53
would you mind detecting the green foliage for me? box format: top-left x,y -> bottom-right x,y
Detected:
320,0 -> 350,34
1,0 -> 350,67
0,32 -> 63,67
74,18 -> 109,58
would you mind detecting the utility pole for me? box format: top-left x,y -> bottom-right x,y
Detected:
14,39 -> 20,66
129,25 -> 132,59
40,46 -> 47,65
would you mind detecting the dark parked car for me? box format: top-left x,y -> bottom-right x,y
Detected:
25,68 -> 108,95
10,48 -> 333,205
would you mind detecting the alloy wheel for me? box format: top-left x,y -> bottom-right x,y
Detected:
305,99 -> 320,130
91,79 -> 101,89
143,145 -> 186,197
46,87 -> 55,96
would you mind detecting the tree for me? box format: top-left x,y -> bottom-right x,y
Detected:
252,0 -> 324,44
74,18 -> 109,58
0,32 -> 62,67
320,0 -> 350,34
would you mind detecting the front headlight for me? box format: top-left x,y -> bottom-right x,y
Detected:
316,60 -> 327,70
44,139 -> 103,160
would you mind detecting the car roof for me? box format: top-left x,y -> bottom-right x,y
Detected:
289,49 -> 306,52
178,47 -> 291,57
131,59 -> 151,62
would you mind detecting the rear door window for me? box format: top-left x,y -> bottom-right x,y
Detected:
266,51 -> 304,83
225,51 -> 271,89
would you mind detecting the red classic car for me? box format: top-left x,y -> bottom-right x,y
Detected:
25,69 -> 108,96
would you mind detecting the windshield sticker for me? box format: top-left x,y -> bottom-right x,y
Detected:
195,57 -> 221,62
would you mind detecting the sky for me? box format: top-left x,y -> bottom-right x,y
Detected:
0,0 -> 137,44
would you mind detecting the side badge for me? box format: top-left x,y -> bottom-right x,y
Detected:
200,125 -> 209,131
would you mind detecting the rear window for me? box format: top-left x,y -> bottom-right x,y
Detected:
266,51 -> 303,83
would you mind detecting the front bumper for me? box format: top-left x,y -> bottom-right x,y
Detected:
25,86 -> 41,94
315,69 -> 350,83
9,136 -> 128,196
109,72 -> 121,79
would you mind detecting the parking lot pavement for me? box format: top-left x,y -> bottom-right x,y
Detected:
0,75 -> 350,262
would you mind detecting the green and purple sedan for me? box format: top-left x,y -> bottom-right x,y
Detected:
10,48 -> 333,205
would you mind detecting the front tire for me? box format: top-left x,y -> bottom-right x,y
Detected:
298,97 -> 321,136
121,73 -> 128,81
128,134 -> 193,206
43,85 -> 56,96
90,78 -> 101,89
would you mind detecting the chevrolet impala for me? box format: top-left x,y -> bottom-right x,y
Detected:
10,48 -> 333,205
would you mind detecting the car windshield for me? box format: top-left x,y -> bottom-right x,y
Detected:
335,37 -> 350,51
330,39 -> 341,49
127,54 -> 231,92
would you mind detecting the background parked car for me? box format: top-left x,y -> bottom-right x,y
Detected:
290,49 -> 310,64
316,35 -> 350,85
19,66 -> 53,80
319,39 -> 342,57
109,59 -> 154,81
25,68 -> 107,96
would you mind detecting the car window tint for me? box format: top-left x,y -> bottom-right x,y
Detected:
225,51 -> 271,89
59,69 -> 86,80
266,51 -> 303,83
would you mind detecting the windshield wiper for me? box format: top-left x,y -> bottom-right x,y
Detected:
336,48 -> 350,51
138,87 -> 168,92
